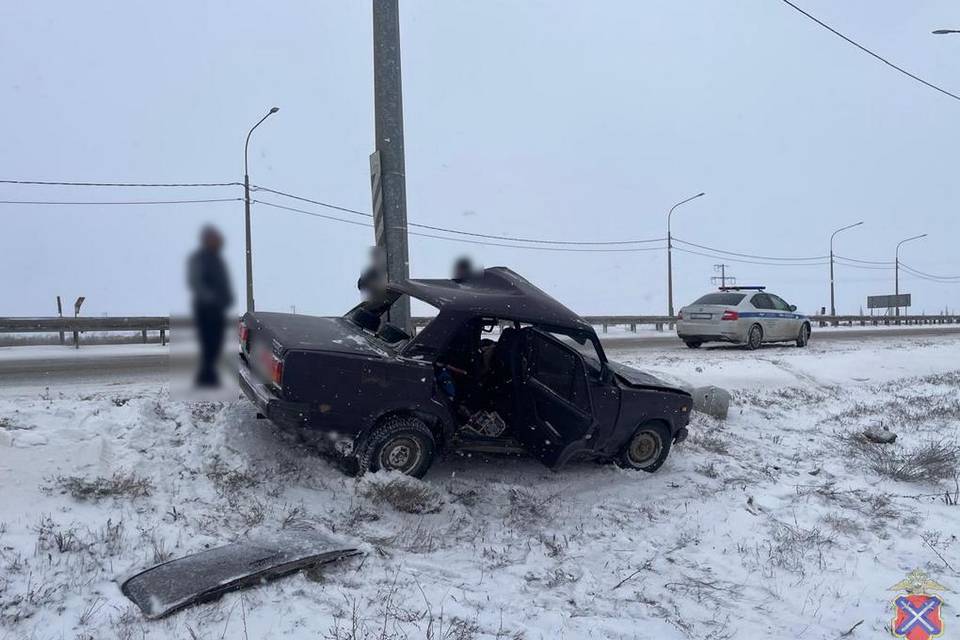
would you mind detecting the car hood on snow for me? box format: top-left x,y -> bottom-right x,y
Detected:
606,361 -> 689,394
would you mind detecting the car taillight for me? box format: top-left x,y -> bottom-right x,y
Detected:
238,321 -> 249,350
721,310 -> 739,321
258,348 -> 283,387
677,310 -> 683,320
269,355 -> 283,387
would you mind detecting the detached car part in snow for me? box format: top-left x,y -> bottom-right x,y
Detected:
239,267 -> 693,478
119,535 -> 359,619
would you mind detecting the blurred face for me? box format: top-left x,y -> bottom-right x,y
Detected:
202,228 -> 223,252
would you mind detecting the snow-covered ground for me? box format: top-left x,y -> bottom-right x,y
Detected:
1,336 -> 958,639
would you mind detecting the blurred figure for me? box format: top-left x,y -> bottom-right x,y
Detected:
357,246 -> 387,299
452,256 -> 479,281
188,225 -> 233,387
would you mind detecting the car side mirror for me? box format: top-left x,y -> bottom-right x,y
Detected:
789,305 -> 797,312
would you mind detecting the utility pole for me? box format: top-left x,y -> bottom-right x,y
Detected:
895,233 -> 926,318
710,264 -> 735,288
371,0 -> 411,330
666,192 -> 705,317
829,221 -> 863,316
243,106 -> 280,314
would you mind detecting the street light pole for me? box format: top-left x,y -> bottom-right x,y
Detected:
243,106 -> 280,314
829,221 -> 863,316
895,233 -> 926,317
667,192 -> 705,317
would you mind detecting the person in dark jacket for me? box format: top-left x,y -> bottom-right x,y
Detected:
188,226 -> 234,386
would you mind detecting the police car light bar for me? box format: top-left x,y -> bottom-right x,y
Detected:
718,285 -> 765,291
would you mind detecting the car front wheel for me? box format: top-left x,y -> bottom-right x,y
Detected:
357,416 -> 436,478
618,421 -> 672,473
684,341 -> 702,349
796,323 -> 810,348
746,324 -> 763,350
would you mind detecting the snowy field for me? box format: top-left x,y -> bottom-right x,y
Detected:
1,335 -> 959,639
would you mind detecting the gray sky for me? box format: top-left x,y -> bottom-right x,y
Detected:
1,0 -> 958,318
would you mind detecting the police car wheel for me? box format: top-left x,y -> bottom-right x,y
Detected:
746,324 -> 763,350
618,422 -> 672,473
684,341 -> 702,349
796,323 -> 810,348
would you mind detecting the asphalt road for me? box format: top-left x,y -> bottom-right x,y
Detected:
1,325 -> 958,388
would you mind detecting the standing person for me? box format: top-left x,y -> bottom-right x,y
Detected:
188,225 -> 234,387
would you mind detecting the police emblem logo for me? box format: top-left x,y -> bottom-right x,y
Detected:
890,569 -> 947,640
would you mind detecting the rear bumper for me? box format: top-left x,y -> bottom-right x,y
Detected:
238,356 -> 311,429
676,319 -> 744,343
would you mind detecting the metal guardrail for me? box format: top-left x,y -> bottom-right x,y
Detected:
0,316 -> 170,348
416,314 -> 960,332
1,313 -> 958,348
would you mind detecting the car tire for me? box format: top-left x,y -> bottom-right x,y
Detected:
617,421 -> 672,473
684,341 -> 702,349
357,415 -> 435,478
746,324 -> 763,350
796,322 -> 811,348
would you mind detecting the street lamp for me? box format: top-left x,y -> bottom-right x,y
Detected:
895,233 -> 927,317
243,106 -> 280,314
667,192 -> 706,317
829,221 -> 863,316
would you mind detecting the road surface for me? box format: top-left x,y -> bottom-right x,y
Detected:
1,325 -> 958,388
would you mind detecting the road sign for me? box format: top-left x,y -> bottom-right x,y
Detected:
868,294 -> 910,309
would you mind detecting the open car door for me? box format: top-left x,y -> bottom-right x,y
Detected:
512,328 -> 596,467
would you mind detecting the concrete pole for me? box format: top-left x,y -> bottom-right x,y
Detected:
372,0 -> 411,330
666,192 -> 705,317
829,221 -> 863,316
894,233 -> 926,319
243,107 -> 279,314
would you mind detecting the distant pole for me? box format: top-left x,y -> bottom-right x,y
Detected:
56,296 -> 64,345
243,106 -> 280,314
895,233 -> 926,317
829,221 -> 863,316
666,192 -> 705,317
371,0 -> 411,330
710,264 -> 735,288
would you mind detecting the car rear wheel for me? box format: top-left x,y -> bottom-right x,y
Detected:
746,324 -> 763,350
684,341 -> 702,349
796,323 -> 811,348
618,421 -> 672,473
357,416 -> 435,478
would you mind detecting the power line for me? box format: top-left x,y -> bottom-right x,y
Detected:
673,237 -> 827,261
899,262 -> 960,281
673,246 -> 828,266
0,198 -> 242,205
0,179 -> 241,188
834,254 -> 895,265
779,0 -> 960,103
253,199 -> 666,253
254,183 -> 665,246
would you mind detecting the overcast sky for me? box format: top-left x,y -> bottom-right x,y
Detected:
1,0 -> 958,318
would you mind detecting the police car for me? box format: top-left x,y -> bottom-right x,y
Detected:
676,286 -> 811,349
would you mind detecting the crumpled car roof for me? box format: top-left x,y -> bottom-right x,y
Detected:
389,267 -> 592,331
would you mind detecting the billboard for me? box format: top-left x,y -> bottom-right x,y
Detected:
867,294 -> 911,309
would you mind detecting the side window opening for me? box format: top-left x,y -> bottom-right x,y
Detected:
530,333 -> 590,412
751,293 -> 773,310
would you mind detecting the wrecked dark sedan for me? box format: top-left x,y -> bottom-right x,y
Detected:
239,267 -> 692,478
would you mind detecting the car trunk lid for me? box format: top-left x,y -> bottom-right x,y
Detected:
243,312 -> 393,359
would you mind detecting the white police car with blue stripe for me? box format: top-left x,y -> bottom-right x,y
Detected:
676,286 -> 811,350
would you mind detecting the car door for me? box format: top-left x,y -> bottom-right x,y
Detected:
748,293 -> 781,340
512,328 -> 596,467
768,294 -> 799,340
